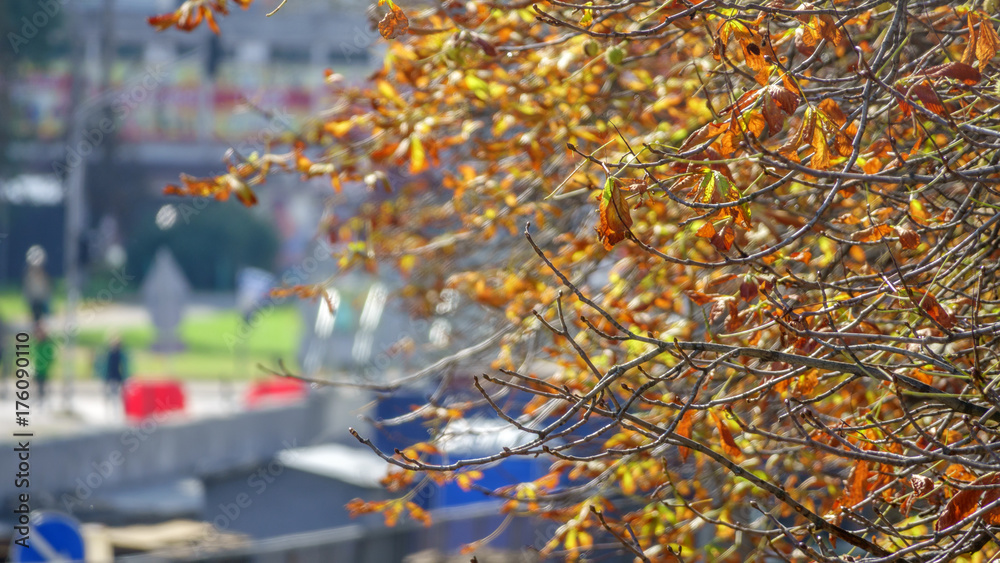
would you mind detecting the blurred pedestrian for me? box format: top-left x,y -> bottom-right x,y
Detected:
33,322 -> 55,406
98,334 -> 129,405
23,247 -> 52,323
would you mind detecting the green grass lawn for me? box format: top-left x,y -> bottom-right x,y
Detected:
77,306 -> 302,380
1,288 -> 301,380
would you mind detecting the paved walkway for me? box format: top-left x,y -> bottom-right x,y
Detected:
0,378 -> 251,440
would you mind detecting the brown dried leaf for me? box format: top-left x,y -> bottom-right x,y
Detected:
919,62 -> 982,85
761,94 -> 785,135
907,82 -> 949,117
767,84 -> 800,115
935,474 -> 1000,531
911,475 -> 934,498
379,5 -> 410,39
711,224 -> 735,252
966,11 -> 1000,70
896,226 -> 920,250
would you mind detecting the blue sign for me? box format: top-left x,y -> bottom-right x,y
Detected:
10,511 -> 85,562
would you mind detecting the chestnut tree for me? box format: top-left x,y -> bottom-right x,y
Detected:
153,0 -> 1000,560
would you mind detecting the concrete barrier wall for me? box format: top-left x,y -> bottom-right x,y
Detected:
0,393 -> 328,509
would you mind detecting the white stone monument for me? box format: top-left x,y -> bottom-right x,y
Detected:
141,247 -> 190,352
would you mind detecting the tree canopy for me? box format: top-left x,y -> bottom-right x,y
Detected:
153,0 -> 1000,560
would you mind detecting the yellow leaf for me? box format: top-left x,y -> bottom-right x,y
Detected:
410,134 -> 427,174
910,199 -> 930,224
811,122 -> 830,170
621,470 -> 637,495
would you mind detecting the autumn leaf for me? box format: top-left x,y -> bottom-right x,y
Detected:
844,461 -> 870,508
597,177 -> 633,250
739,280 -> 758,302
409,134 -> 427,174
918,62 -> 982,85
676,409 -> 695,461
908,289 -> 956,329
768,84 -> 800,114
710,410 -> 741,459
379,4 -> 410,39
696,221 -> 716,239
911,475 -> 934,498
896,226 -> 920,249
456,470 -> 484,491
851,223 -> 894,243
900,82 -> 949,117
935,474 -> 1000,531
796,370 -> 819,395
711,224 -> 735,252
811,120 -> 830,169
963,11 -> 1000,70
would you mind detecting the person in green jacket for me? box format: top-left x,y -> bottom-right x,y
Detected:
33,322 -> 55,406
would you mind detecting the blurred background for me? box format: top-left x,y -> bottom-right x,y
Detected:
0,1 -> 548,561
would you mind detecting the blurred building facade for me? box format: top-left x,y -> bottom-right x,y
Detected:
3,0 -> 377,285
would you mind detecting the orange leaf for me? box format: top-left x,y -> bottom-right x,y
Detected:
845,461 -> 870,508
947,464 -> 977,483
851,223 -> 894,243
378,5 -> 410,39
811,123 -> 830,169
710,410 -> 741,459
676,409 -> 695,461
597,178 -> 633,250
796,370 -> 819,395
406,501 -> 432,527
909,289 -> 956,329
696,221 -> 717,239
685,290 -> 717,306
965,12 -> 1000,70
910,199 -> 931,224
